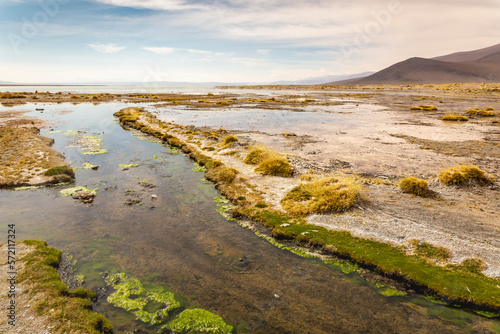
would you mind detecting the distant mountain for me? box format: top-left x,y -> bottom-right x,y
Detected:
330,43 -> 500,85
0,81 -> 15,85
270,72 -> 374,85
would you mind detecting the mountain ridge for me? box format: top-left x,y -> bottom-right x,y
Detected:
330,43 -> 500,85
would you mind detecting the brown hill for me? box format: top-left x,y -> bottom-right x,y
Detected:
331,43 -> 500,85
432,43 -> 500,62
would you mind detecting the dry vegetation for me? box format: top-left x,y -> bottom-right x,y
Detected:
399,177 -> 429,196
281,177 -> 362,215
0,127 -> 72,187
466,107 -> 496,117
442,113 -> 469,121
410,104 -> 438,111
244,147 -> 293,177
438,165 -> 495,185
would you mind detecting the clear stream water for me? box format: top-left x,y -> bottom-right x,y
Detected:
1,100 -> 499,333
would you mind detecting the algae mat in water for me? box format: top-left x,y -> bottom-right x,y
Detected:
104,272 -> 233,332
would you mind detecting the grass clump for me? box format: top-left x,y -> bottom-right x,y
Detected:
44,165 -> 75,177
442,114 -> 468,121
410,104 -> 437,111
409,239 -> 450,262
255,158 -> 293,177
281,177 -> 362,215
217,167 -> 238,183
438,165 -> 495,185
466,108 -> 496,117
244,147 -> 272,165
458,258 -> 488,274
19,240 -> 113,333
222,135 -> 238,147
244,146 -> 293,177
399,177 -> 428,196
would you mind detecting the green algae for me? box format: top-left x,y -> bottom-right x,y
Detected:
74,162 -> 100,170
473,310 -> 500,318
379,287 -> 407,297
74,274 -> 86,285
131,131 -> 162,144
104,273 -> 181,325
67,134 -> 108,155
60,186 -> 98,197
214,196 -> 236,221
324,259 -> 359,275
65,130 -> 79,136
119,164 -> 139,169
254,231 -> 316,259
193,163 -> 207,172
14,185 -> 42,190
168,147 -> 181,154
82,148 -> 108,155
162,309 -> 233,334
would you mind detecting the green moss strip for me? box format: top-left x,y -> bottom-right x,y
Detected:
248,209 -> 500,312
114,107 -> 500,313
19,240 -> 112,333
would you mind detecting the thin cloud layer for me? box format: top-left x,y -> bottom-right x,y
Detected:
88,43 -> 126,54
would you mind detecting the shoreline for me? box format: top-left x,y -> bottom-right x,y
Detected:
0,240 -> 112,333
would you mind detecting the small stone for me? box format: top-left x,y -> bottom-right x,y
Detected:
273,294 -> 280,299
280,223 -> 290,228
151,194 -> 158,199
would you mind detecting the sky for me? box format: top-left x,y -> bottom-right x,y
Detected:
0,0 -> 499,84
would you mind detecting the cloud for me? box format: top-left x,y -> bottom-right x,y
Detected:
142,47 -> 175,55
88,43 -> 126,54
93,0 -> 200,11
143,47 -> 220,56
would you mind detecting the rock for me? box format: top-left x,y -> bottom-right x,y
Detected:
151,194 -> 158,200
72,189 -> 95,203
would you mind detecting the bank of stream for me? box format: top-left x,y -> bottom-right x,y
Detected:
1,102 -> 499,333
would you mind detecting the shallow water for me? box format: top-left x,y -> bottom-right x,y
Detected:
152,103 -> 386,135
1,102 -> 499,333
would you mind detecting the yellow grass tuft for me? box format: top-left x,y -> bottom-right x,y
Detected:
244,147 -> 276,165
222,135 -> 238,146
255,158 -> 293,177
466,108 -> 495,117
281,177 -> 362,215
217,167 -> 238,183
410,104 -> 437,111
438,165 -> 495,185
442,113 -> 468,122
399,177 -> 429,196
